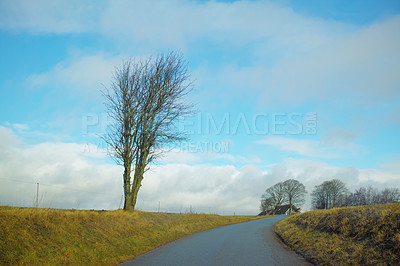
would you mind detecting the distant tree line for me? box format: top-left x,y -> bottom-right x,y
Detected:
260,179 -> 307,215
346,186 -> 400,207
311,179 -> 400,209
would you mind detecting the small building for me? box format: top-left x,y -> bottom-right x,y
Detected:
258,204 -> 301,216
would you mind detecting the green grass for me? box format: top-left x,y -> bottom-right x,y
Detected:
0,206 -> 264,265
273,203 -> 400,265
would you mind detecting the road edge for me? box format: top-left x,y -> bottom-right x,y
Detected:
272,221 -> 314,265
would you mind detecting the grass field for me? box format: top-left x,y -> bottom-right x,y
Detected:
273,203 -> 400,265
0,206 -> 263,265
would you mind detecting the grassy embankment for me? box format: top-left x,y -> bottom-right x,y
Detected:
0,206 -> 263,265
274,203 -> 400,265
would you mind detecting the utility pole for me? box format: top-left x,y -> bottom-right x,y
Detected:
36,182 -> 39,208
158,201 -> 160,213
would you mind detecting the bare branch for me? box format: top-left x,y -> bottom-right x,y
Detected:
102,52 -> 193,210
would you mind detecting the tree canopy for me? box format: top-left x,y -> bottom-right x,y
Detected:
103,52 -> 193,210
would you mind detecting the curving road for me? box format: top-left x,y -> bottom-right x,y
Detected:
120,216 -> 309,266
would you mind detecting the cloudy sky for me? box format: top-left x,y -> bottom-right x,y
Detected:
1,0 -> 399,214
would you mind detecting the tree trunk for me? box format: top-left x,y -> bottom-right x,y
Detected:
130,168 -> 142,211
124,192 -> 134,211
333,195 -> 336,208
272,205 -> 278,216
131,185 -> 140,211
288,198 -> 292,215
130,151 -> 149,210
123,164 -> 135,211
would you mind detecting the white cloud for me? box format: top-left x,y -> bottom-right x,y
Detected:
199,14 -> 400,107
258,129 -> 365,160
0,126 -> 268,214
98,0 -> 342,50
0,126 -> 20,151
0,126 -> 123,209
0,0 -> 100,34
0,0 -> 347,49
111,2 -> 400,107
26,53 -> 124,94
159,148 -> 235,164
157,149 -> 203,164
359,164 -> 400,185
1,127 -> 399,213
158,145 -> 259,165
12,123 -> 30,132
293,156 -> 397,188
258,136 -> 339,158
321,127 -> 356,148
138,163 -> 268,214
261,15 -> 400,105
7,0 -> 398,107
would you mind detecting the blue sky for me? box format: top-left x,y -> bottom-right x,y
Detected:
0,0 -> 399,214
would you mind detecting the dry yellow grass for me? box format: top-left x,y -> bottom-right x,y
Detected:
273,203 -> 400,265
0,206 -> 262,265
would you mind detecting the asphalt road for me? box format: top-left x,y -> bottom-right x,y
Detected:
120,216 -> 309,266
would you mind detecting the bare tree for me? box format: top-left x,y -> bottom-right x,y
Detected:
311,183 -> 328,209
283,179 -> 307,215
378,188 -> 400,204
329,179 -> 348,207
259,196 -> 274,213
347,186 -> 374,206
365,185 -> 379,205
354,187 -> 367,206
103,52 -> 193,210
311,179 -> 348,209
262,182 -> 286,215
342,186 -> 400,207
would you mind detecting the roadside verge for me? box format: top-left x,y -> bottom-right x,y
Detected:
0,206 -> 262,265
273,203 -> 400,265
